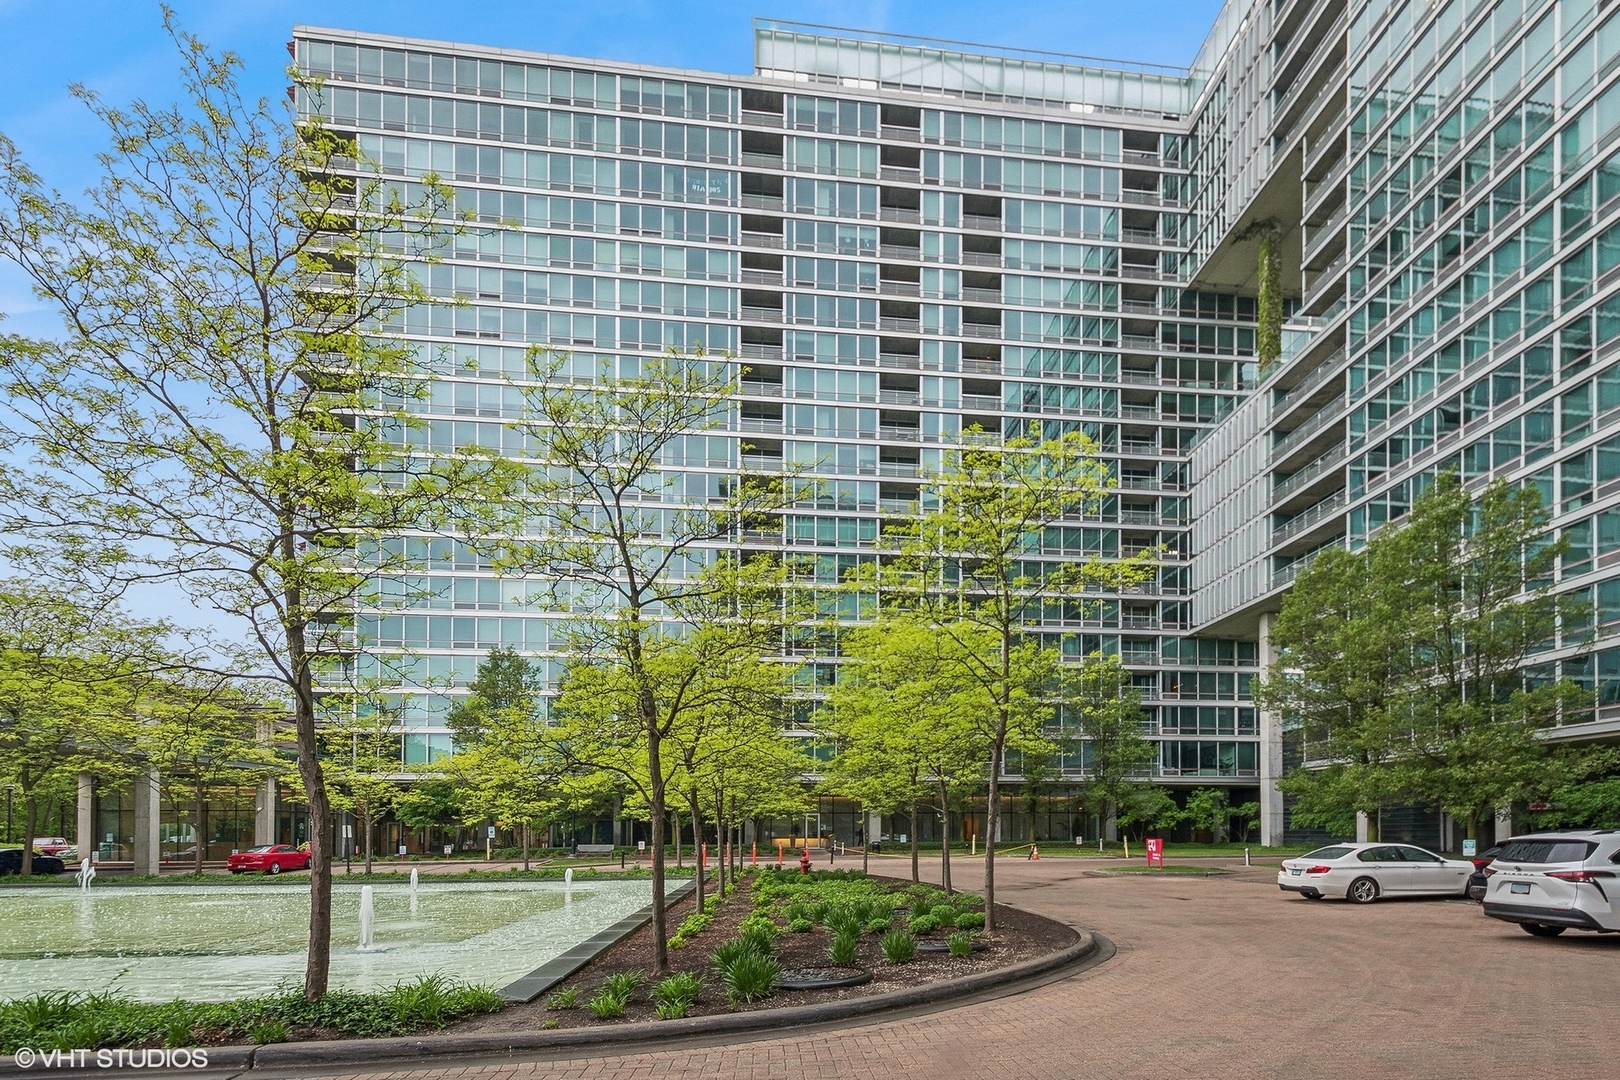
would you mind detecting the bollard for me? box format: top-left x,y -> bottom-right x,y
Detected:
1245,847 -> 1251,867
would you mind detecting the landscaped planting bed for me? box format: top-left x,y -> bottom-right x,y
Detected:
456,868 -> 1077,1032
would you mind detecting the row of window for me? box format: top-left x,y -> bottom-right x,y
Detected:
299,40 -> 732,120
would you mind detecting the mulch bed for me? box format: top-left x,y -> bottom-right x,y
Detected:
454,870 -> 1078,1033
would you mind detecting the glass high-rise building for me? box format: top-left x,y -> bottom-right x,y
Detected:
292,0 -> 1620,848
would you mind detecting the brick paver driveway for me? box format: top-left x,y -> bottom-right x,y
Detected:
294,856 -> 1620,1080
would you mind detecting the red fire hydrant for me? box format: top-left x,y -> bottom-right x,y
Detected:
799,847 -> 812,875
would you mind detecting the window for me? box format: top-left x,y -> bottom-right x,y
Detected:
1356,846 -> 1403,862
1303,846 -> 1354,860
1494,840 -> 1598,863
1396,847 -> 1442,863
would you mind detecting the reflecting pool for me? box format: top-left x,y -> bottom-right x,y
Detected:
0,878 -> 669,1002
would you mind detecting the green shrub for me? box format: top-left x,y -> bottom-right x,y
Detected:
931,903 -> 957,922
737,924 -> 777,955
952,893 -> 985,909
0,978 -> 505,1053
601,971 -> 645,1002
829,929 -> 860,967
162,1017 -> 195,1048
787,917 -> 815,933
954,911 -> 986,930
879,929 -> 917,964
540,1018 -> 560,1030
865,917 -> 892,935
717,950 -> 780,1007
247,1019 -> 288,1045
544,988 -> 580,1010
585,990 -> 625,1020
947,931 -> 974,958
736,914 -> 780,943
651,972 -> 703,1008
670,911 -> 713,948
908,914 -> 940,935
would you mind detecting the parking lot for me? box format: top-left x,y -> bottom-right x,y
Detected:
294,855 -> 1620,1080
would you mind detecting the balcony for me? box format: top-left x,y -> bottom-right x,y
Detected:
740,193 -> 783,212
1271,490 -> 1347,546
962,322 -> 1002,339
1270,397 -> 1346,461
879,244 -> 920,261
741,305 -> 784,324
881,206 -> 921,224
740,109 -> 782,128
880,280 -> 922,297
741,152 -> 782,169
962,251 -> 1001,268
739,342 -> 783,360
741,269 -> 783,286
741,231 -> 783,250
1271,444 -> 1346,503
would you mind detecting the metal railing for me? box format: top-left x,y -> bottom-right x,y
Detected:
1271,490 -> 1346,545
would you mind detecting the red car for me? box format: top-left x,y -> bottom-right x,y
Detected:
227,844 -> 311,875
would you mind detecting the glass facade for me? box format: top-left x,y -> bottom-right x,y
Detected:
290,0 -> 1620,839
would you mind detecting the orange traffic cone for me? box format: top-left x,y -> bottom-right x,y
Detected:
1030,845 -> 1040,860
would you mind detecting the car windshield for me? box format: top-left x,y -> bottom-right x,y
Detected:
1302,846 -> 1354,860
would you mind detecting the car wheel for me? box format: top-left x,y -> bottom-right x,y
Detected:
267,861 -> 282,875
1347,877 -> 1379,904
1520,923 -> 1566,937
1304,892 -> 1323,900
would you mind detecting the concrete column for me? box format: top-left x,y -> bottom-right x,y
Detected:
254,777 -> 277,846
132,769 -> 161,875
1355,810 -> 1370,843
1257,613 -> 1287,847
866,813 -> 881,844
1104,811 -> 1119,842
1494,806 -> 1514,843
76,773 -> 94,857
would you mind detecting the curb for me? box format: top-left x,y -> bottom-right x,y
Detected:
501,879 -> 697,1002
244,927 -> 1096,1071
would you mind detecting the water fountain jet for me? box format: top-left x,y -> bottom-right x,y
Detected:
76,858 -> 96,891
358,885 -> 375,950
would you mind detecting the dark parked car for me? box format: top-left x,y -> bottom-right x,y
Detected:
1467,844 -> 1503,901
0,848 -> 67,876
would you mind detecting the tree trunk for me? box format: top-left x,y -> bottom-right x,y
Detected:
21,795 -> 37,877
688,787 -> 705,915
363,803 -> 374,875
193,785 -> 205,875
938,782 -> 953,895
673,808 -> 682,869
985,733 -> 1004,932
646,717 -> 670,974
860,802 -> 870,876
909,802 -> 920,883
289,626 -> 334,1000
522,821 -> 530,871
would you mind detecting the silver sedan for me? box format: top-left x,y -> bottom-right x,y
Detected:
1278,843 -> 1474,903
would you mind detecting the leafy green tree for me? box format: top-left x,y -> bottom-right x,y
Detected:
1264,474 -> 1599,841
868,425 -> 1141,929
0,22 -> 510,996
538,489 -> 793,976
1117,786 -> 1183,841
322,705 -> 405,875
1064,655 -> 1156,842
139,682 -> 288,873
439,648 -> 555,869
825,616 -> 990,892
0,581 -> 169,874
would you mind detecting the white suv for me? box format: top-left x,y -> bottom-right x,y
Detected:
1481,831 -> 1620,937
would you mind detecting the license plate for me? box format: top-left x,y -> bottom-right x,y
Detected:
1290,868 -> 1302,876
1511,882 -> 1531,895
